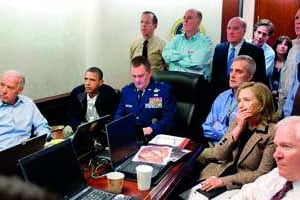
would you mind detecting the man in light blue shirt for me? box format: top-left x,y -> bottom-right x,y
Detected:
0,70 -> 50,151
251,19 -> 275,81
202,55 -> 256,144
162,8 -> 213,80
283,51 -> 300,117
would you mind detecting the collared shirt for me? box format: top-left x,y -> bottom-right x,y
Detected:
283,51 -> 300,116
162,32 -> 213,79
229,39 -> 244,58
261,42 -> 275,80
248,39 -> 275,80
278,39 -> 300,115
0,95 -> 51,151
231,168 -> 300,200
130,35 -> 166,71
202,89 -> 237,143
85,94 -> 99,122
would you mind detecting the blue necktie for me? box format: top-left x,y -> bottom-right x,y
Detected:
227,47 -> 235,76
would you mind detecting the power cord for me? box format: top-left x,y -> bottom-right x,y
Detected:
90,157 -> 110,179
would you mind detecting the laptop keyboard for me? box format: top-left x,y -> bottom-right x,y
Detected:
76,188 -> 113,200
76,187 -> 132,200
119,159 -> 161,177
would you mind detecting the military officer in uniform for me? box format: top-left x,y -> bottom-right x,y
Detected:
114,56 -> 177,139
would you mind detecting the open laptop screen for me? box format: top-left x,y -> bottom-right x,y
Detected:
0,134 -> 47,176
19,139 -> 86,198
72,115 -> 111,159
105,114 -> 138,168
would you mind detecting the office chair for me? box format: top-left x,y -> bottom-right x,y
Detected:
153,71 -> 213,144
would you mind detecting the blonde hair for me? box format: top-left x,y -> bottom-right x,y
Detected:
236,82 -> 278,122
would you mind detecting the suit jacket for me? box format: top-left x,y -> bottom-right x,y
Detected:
68,84 -> 119,129
211,41 -> 268,96
114,79 -> 177,135
200,119 -> 276,190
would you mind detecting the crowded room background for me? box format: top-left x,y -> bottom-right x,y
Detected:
1,0 -> 226,99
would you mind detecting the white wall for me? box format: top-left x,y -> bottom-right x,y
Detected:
0,0 -> 222,99
0,0 -> 86,99
87,0 -> 222,90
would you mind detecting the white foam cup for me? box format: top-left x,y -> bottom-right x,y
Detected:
136,165 -> 153,191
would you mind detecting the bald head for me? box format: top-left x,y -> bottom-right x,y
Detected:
227,17 -> 247,46
183,8 -> 202,38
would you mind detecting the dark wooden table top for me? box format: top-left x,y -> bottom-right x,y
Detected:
85,141 -> 203,200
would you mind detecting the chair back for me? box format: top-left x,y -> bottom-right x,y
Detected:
153,71 -> 213,143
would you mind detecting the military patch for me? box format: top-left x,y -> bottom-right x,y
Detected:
145,97 -> 163,108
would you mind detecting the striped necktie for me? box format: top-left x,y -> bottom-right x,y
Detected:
270,181 -> 293,200
227,47 -> 235,76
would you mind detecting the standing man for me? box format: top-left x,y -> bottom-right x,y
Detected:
283,52 -> 300,117
278,8 -> 300,116
211,17 -> 267,96
130,11 -> 167,71
69,67 -> 119,130
162,8 -> 213,79
251,19 -> 275,80
203,55 -> 256,144
0,70 -> 50,150
231,116 -> 300,199
115,56 -> 177,138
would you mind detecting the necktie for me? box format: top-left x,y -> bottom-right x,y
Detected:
227,47 -> 235,76
142,40 -> 148,58
137,90 -> 143,103
292,63 -> 300,115
270,181 -> 293,200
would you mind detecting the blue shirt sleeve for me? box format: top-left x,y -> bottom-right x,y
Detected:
202,90 -> 237,143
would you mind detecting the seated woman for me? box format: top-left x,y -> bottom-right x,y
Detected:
270,35 -> 292,106
199,82 -> 278,192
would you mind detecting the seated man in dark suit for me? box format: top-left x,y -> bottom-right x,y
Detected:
211,17 -> 268,97
68,67 -> 119,130
114,56 -> 177,140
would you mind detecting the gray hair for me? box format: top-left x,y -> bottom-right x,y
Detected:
1,70 -> 25,89
276,116 -> 300,140
233,55 -> 256,76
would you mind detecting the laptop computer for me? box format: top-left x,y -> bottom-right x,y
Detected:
105,114 -> 171,183
18,139 -> 133,200
72,115 -> 111,160
0,134 -> 47,176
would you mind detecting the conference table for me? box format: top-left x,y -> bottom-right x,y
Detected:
84,141 -> 203,200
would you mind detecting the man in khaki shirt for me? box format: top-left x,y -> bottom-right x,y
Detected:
130,11 -> 167,71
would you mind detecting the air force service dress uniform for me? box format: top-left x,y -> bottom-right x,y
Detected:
114,79 -> 177,135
